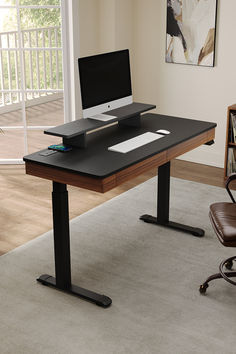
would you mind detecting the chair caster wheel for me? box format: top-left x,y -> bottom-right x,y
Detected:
225,260 -> 233,270
199,283 -> 208,294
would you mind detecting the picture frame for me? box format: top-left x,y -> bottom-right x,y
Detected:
166,0 -> 218,67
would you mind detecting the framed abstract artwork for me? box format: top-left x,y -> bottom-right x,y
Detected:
166,0 -> 218,67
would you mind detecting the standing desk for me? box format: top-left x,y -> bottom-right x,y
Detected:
24,113 -> 216,308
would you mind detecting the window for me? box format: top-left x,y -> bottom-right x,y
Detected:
0,0 -> 65,163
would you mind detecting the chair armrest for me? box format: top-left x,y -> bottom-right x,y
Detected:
225,173 -> 236,203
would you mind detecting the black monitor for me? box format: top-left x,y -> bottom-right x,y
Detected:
78,49 -> 133,118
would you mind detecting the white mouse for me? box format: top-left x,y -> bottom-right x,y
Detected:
156,129 -> 170,135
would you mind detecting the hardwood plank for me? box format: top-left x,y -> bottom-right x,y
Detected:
171,159 -> 225,188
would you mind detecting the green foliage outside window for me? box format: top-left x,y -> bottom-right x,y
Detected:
0,1 -> 62,105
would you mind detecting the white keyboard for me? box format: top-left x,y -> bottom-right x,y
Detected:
108,132 -> 163,154
88,113 -> 117,122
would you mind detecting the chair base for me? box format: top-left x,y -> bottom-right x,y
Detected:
199,256 -> 236,294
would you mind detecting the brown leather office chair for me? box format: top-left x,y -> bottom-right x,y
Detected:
199,173 -> 236,294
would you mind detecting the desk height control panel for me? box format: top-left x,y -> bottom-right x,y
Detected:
44,102 -> 156,148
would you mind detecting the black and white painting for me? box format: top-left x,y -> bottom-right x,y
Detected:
166,0 -> 218,66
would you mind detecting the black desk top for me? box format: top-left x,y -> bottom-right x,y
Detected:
23,113 -> 216,178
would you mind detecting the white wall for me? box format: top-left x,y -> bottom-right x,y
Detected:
78,0 -> 134,112
98,0 -> 133,54
132,0 -> 236,168
77,0 -> 100,117
78,0 -> 99,57
114,0 -> 133,52
77,0 -> 233,167
98,0 -> 116,52
79,0 -> 133,55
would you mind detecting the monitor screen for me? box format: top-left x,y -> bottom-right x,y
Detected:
78,49 -> 132,117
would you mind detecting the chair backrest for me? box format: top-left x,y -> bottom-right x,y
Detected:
209,202 -> 236,247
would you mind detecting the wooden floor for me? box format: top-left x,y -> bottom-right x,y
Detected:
0,99 -> 225,255
0,160 -> 225,256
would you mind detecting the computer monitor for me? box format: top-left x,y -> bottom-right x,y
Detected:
78,49 -> 133,118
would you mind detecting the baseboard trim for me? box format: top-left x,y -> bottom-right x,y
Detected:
178,148 -> 223,168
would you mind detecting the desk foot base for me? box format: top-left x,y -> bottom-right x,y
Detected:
140,215 -> 204,237
37,274 -> 112,308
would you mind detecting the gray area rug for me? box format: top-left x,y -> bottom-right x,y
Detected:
0,177 -> 236,354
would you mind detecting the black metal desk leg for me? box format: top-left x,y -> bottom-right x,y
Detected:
37,181 -> 112,308
157,161 -> 170,223
52,181 -> 71,289
140,161 -> 204,237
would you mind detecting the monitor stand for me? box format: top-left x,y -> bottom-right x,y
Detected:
45,102 -> 156,148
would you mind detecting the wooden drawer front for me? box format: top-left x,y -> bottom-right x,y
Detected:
115,151 -> 166,186
25,162 -> 116,193
25,128 -> 215,193
167,129 -> 215,161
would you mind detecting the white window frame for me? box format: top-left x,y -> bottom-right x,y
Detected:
61,0 -> 81,123
0,0 -> 80,164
